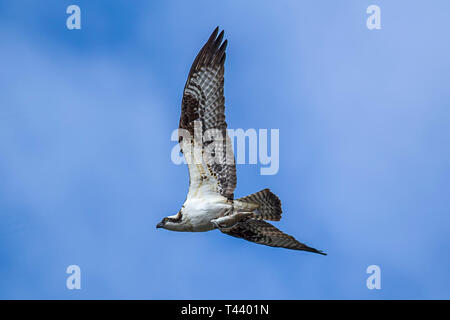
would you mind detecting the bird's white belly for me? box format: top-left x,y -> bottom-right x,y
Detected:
183,196 -> 232,232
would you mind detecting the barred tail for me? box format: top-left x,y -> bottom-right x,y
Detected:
235,188 -> 282,221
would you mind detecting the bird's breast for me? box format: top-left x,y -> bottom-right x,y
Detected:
183,196 -> 231,232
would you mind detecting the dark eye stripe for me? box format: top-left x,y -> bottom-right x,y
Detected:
167,212 -> 183,223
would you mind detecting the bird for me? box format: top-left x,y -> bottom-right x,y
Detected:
156,27 -> 326,255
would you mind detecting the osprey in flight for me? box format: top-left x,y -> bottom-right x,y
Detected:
157,28 -> 325,255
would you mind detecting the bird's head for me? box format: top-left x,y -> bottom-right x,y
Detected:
156,211 -> 184,231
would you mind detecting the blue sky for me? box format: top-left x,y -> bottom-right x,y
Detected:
0,0 -> 449,299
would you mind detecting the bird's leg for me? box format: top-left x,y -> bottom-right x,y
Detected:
211,212 -> 252,230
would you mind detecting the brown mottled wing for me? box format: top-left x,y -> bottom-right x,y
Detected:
179,27 -> 236,199
222,219 -> 326,254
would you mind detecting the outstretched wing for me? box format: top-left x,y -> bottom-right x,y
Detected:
222,219 -> 326,254
179,27 -> 236,199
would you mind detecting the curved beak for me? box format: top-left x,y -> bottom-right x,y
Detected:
156,222 -> 164,229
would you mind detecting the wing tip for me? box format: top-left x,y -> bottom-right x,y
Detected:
302,246 -> 327,255
198,27 -> 228,67
315,249 -> 327,256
